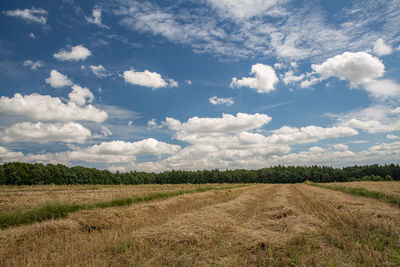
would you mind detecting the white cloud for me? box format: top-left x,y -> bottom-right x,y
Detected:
266,125 -> 358,144
123,69 -> 176,89
100,126 -> 112,137
282,70 -> 304,85
54,45 -> 92,61
86,7 -> 108,29
209,96 -> 234,106
185,80 -> 192,85
333,105 -> 400,134
23,60 -> 43,70
207,0 -> 284,19
0,93 -> 107,122
45,70 -> 73,88
310,52 -> 385,86
68,85 -> 94,106
230,63 -> 278,94
29,32 -> 35,38
363,79 -> 400,99
89,65 -> 108,78
0,122 -> 91,143
4,7 -> 47,24
21,138 -> 181,164
332,144 -> 349,150
166,113 -> 271,138
114,1 -> 400,61
373,38 -> 392,56
387,134 -> 400,140
0,146 -> 24,162
147,118 -> 158,128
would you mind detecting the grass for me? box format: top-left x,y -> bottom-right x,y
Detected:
0,185 -> 242,229
307,182 -> 400,207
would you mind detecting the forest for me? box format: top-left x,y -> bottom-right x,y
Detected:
0,162 -> 399,185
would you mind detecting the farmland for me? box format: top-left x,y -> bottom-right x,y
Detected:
0,182 -> 400,266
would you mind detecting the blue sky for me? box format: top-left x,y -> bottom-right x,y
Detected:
1,0 -> 400,172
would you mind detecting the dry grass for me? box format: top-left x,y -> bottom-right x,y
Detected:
0,183 -> 399,266
0,184 -> 228,213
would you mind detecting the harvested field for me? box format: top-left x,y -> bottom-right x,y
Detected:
0,184 -> 228,213
327,181 -> 400,197
0,183 -> 399,266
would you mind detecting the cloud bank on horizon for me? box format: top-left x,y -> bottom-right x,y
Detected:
1,0 -> 400,172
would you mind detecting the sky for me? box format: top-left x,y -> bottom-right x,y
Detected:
0,0 -> 400,172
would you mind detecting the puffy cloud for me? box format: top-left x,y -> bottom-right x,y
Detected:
230,63 -> 278,94
0,122 -> 91,143
86,7 -> 108,29
334,105 -> 400,133
282,70 -> 304,85
85,139 -> 180,156
310,52 -> 385,86
166,113 -> 271,138
123,69 -> 176,89
68,85 -> 94,106
22,138 -> 181,164
0,93 -> 107,122
266,125 -> 358,144
207,0 -> 284,19
209,96 -> 234,106
29,32 -> 35,38
332,144 -> 349,150
89,65 -> 108,78
0,146 -> 24,162
23,60 -> 43,70
53,45 -> 92,61
373,38 -> 392,56
362,79 -> 400,99
45,70 -> 72,88
4,7 -> 47,24
185,80 -> 192,85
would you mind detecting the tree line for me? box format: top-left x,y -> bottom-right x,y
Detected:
0,162 -> 399,185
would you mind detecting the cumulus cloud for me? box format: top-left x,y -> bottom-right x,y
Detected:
68,85 -> 94,106
362,79 -> 400,99
53,45 -> 92,61
0,122 -> 91,143
282,70 -> 304,85
209,96 -> 234,106
166,113 -> 271,138
89,65 -> 108,78
230,63 -> 278,94
45,70 -> 73,88
333,105 -> 400,134
4,7 -> 47,24
0,146 -> 24,162
86,7 -> 109,29
123,69 -> 176,89
373,38 -> 392,56
23,60 -> 43,70
0,93 -> 107,122
309,52 -> 385,86
266,125 -> 358,144
21,138 -> 181,164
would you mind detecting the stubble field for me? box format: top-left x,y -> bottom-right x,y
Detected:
0,182 -> 399,266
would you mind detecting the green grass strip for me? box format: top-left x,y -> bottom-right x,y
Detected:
0,185 -> 243,229
307,182 -> 400,207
